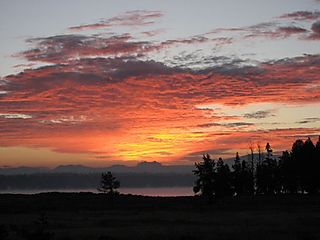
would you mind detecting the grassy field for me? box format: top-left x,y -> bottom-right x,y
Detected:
0,193 -> 320,240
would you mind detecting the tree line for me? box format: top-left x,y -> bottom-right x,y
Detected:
193,136 -> 320,199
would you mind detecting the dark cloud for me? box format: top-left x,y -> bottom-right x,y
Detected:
209,16 -> 313,41
141,29 -> 165,37
279,11 -> 320,21
277,26 -> 308,35
18,34 -> 156,63
243,110 -> 275,119
160,36 -> 209,47
307,21 -> 320,40
297,117 -> 320,124
244,25 -> 308,39
17,33 -> 214,65
197,122 -> 254,128
312,21 -> 320,34
197,123 -> 221,128
221,122 -> 254,127
16,13 -> 316,70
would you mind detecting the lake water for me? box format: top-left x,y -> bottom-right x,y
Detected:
0,187 -> 194,197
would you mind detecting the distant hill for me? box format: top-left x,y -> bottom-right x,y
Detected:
0,161 -> 194,175
0,166 -> 50,175
53,165 -> 98,173
0,153 -> 280,175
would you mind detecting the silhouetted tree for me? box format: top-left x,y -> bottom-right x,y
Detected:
193,154 -> 215,200
232,152 -> 242,196
98,172 -> 120,196
248,143 -> 255,195
302,137 -> 317,194
316,136 -> 320,192
265,143 -> 279,194
291,139 -> 304,192
193,136 -> 320,199
257,143 -> 263,164
215,158 -> 232,197
241,159 -> 254,196
279,150 -> 298,194
256,143 -> 279,195
255,160 -> 265,194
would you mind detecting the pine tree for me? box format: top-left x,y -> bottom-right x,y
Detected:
265,143 -> 277,195
256,143 -> 279,195
98,171 -> 120,196
241,159 -> 253,196
291,139 -> 304,192
193,154 -> 216,200
279,150 -> 298,194
215,158 -> 232,197
302,137 -> 317,193
316,136 -> 320,192
232,152 -> 242,196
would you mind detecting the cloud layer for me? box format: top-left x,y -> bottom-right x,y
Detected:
1,9 -> 320,165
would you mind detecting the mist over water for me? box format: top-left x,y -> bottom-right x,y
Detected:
0,187 -> 193,197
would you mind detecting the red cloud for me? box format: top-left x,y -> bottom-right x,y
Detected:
16,34 -> 213,64
141,29 -> 165,37
3,10 -> 320,164
241,23 -> 309,39
279,11 -> 320,21
17,34 -> 156,63
69,10 -> 163,31
210,22 -> 309,41
1,53 -> 320,162
277,26 -> 308,36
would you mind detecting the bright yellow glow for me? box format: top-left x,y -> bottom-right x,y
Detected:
116,131 -> 207,161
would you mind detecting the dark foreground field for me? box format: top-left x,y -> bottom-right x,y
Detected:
0,193 -> 320,240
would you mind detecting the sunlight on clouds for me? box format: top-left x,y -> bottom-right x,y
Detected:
115,131 -> 208,161
0,113 -> 32,119
197,102 -> 320,131
40,115 -> 89,124
0,147 -> 90,167
0,3 -> 319,166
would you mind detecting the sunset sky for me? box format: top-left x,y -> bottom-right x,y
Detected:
0,0 -> 320,167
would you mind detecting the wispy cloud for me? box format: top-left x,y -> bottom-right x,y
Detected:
0,113 -> 32,119
207,11 -> 320,42
69,10 -> 163,31
279,11 -> 320,21
296,117 -> 320,124
17,34 -> 156,63
243,110 -> 275,119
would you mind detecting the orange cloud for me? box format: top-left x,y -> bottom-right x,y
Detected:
2,8 -> 320,166
1,52 -> 320,165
